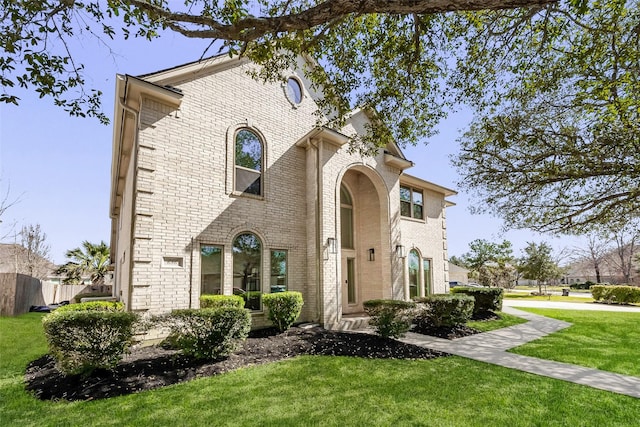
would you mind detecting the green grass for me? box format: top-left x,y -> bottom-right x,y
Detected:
504,293 -> 595,303
2,313 -> 640,426
510,308 -> 640,377
467,311 -> 528,332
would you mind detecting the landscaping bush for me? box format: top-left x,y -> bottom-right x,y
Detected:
450,287 -> 503,314
363,299 -> 416,338
591,285 -> 640,304
71,292 -> 113,303
200,294 -> 245,309
54,300 -> 124,313
569,281 -> 596,290
414,294 -> 474,328
262,291 -> 304,332
42,309 -> 137,375
166,307 -> 251,359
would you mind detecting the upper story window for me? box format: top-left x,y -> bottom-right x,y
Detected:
235,129 -> 263,196
340,184 -> 354,249
285,77 -> 303,105
400,185 -> 424,220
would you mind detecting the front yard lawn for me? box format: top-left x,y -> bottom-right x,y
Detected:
510,308 -> 640,377
2,312 -> 639,426
504,293 -> 595,303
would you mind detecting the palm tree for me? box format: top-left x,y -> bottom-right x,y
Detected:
56,241 -> 110,285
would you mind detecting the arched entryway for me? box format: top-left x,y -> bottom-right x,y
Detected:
339,167 -> 389,314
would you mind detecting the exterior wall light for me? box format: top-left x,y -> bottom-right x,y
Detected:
395,245 -> 406,258
327,237 -> 337,254
368,248 -> 375,262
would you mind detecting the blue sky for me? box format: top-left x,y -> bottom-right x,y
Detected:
0,25 -> 578,265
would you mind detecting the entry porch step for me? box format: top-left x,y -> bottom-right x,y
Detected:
337,314 -> 371,331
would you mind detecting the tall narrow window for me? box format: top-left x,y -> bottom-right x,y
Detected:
423,259 -> 432,296
400,185 -> 424,220
235,129 -> 262,195
340,184 -> 354,249
270,250 -> 287,293
408,249 -> 420,299
233,233 -> 262,310
201,245 -> 222,295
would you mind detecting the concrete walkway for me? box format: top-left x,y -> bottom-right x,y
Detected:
397,306 -> 640,398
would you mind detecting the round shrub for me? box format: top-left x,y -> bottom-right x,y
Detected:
414,294 -> 474,328
42,309 -> 137,375
262,291 -> 304,332
167,307 -> 251,359
363,299 -> 416,338
450,287 -> 503,314
200,294 -> 245,309
54,300 -> 124,313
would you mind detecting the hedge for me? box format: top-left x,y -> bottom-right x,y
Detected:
591,285 -> 640,304
450,287 -> 503,314
42,309 -> 137,375
200,294 -> 245,309
414,294 -> 474,328
54,300 -> 124,313
166,307 -> 251,359
262,291 -> 304,332
363,299 -> 416,338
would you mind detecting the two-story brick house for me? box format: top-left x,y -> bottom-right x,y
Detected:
109,54 -> 456,329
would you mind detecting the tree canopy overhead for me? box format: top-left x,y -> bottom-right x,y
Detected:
2,0 -> 637,233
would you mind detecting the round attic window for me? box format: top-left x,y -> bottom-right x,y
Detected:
285,77 -> 303,105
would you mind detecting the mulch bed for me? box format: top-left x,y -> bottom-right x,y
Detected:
25,326 -> 451,402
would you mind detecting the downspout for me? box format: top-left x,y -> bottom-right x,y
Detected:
118,87 -> 140,312
189,237 -> 194,308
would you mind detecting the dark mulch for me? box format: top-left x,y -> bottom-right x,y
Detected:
25,327 -> 449,402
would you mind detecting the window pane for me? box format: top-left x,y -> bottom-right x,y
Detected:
233,233 -> 262,310
413,190 -> 423,206
270,250 -> 287,293
400,186 -> 411,202
408,250 -> 420,299
423,259 -> 431,295
235,168 -> 261,195
341,206 -> 354,248
235,130 -> 262,171
201,245 -> 222,295
347,258 -> 356,304
400,201 -> 411,217
413,204 -> 423,219
340,185 -> 352,206
286,78 -> 302,104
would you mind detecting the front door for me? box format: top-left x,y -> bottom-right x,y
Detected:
342,254 -> 360,314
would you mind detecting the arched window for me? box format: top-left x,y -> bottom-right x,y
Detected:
235,129 -> 263,196
408,249 -> 420,299
340,184 -> 354,249
233,232 -> 262,310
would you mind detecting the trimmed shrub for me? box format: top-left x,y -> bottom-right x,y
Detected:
166,307 -> 251,359
591,285 -> 640,304
42,310 -> 137,375
363,299 -> 416,338
200,294 -> 245,309
414,294 -> 474,328
262,291 -> 304,332
450,287 -> 503,314
569,281 -> 595,290
54,300 -> 124,313
71,292 -> 113,303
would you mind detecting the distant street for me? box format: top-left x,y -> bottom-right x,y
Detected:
503,299 -> 640,312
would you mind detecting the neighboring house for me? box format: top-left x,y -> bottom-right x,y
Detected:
448,262 -> 470,285
109,54 -> 457,329
0,243 -> 57,280
563,245 -> 640,285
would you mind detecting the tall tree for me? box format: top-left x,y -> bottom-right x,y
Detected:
16,224 -> 52,280
458,239 -> 514,271
56,241 -> 110,285
571,234 -> 611,283
606,220 -> 639,283
453,1 -> 639,233
520,242 -> 562,294
1,0 -> 556,147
